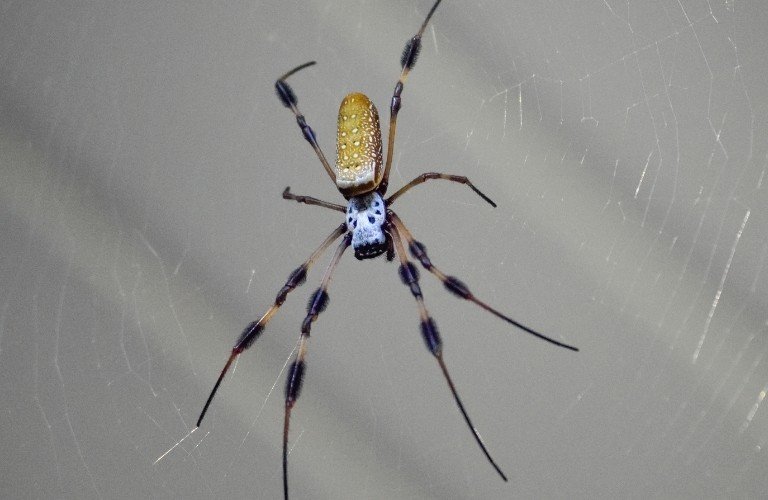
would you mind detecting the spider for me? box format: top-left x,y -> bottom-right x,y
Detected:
196,1 -> 578,497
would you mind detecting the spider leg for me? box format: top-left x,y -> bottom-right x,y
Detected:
386,172 -> 497,207
284,233 -> 351,500
196,223 -> 347,428
378,0 -> 445,194
389,212 -> 579,352
275,61 -> 337,183
388,218 -> 508,482
282,186 -> 346,213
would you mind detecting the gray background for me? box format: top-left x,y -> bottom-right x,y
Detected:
2,0 -> 767,498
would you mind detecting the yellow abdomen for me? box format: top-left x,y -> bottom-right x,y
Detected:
335,93 -> 383,197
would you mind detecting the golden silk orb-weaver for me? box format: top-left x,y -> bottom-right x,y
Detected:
196,1 -> 578,497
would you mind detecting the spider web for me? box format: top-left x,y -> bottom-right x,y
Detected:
1,0 -> 767,498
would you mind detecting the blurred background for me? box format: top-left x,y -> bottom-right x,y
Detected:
2,0 -> 767,498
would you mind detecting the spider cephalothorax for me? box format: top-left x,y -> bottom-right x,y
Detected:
195,1 -> 578,498
346,192 -> 388,259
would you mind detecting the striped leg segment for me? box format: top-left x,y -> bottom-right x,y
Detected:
283,233 -> 351,500
389,220 -> 508,481
282,186 -> 346,213
275,61 -> 337,183
386,172 -> 497,207
379,0 -> 445,194
390,213 -> 578,352
196,223 -> 347,428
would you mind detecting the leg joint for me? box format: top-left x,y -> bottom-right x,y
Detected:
235,321 -> 264,351
306,288 -> 329,316
275,80 -> 296,107
444,276 -> 472,300
420,317 -> 442,355
285,360 -> 305,404
408,240 -> 432,269
398,262 -> 423,298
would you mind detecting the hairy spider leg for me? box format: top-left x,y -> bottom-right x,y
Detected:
275,61 -> 337,183
386,172 -> 498,207
388,219 -> 509,481
282,186 -> 346,213
196,223 -> 347,428
283,233 -> 352,500
389,213 -> 579,352
378,0 -> 445,194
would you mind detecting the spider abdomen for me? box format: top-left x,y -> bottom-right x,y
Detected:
335,93 -> 383,197
346,192 -> 387,260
